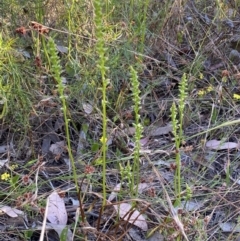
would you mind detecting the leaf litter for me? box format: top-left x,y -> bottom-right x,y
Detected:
206,139 -> 239,150
0,206 -> 24,218
108,183 -> 148,231
45,191 -> 73,240
113,203 -> 148,232
3,1 -> 240,241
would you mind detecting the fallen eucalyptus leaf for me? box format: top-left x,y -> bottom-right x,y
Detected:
174,200 -> 203,212
206,140 -> 239,150
0,145 -> 9,153
113,203 -> 148,231
139,137 -> 149,146
49,141 -> 65,155
0,206 -> 24,218
137,183 -> 150,194
46,191 -> 72,240
150,123 -> 172,136
56,45 -> 68,54
147,231 -> 164,241
219,222 -> 240,233
47,191 -> 67,225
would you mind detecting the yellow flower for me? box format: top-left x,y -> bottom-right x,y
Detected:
10,164 -> 18,171
206,85 -> 213,92
100,136 -> 107,144
198,89 -> 206,96
222,76 -> 227,83
233,94 -> 240,100
1,172 -> 10,181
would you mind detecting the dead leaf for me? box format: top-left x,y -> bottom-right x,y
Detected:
124,127 -> 136,136
47,191 -> 67,225
0,145 -> 9,153
146,231 -> 164,241
36,97 -> 57,108
108,183 -> 152,203
129,228 -> 146,241
61,77 -> 67,85
206,140 -> 239,150
0,159 -> 8,168
113,203 -> 148,231
174,200 -> 203,212
77,127 -> 87,156
40,190 -> 70,241
82,103 -> 93,114
137,183 -> 150,194
69,197 -> 80,206
129,137 -> 149,149
139,137 -> 149,146
150,124 -> 172,136
56,45 -> 68,54
0,206 -> 24,217
39,223 -> 73,241
49,141 -> 65,155
108,184 -> 148,231
108,183 -> 122,202
17,49 -> 31,58
219,222 -> 240,233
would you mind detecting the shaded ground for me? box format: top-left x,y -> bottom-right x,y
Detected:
1,0 -> 240,240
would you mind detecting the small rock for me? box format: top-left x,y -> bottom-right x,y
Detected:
229,49 -> 240,64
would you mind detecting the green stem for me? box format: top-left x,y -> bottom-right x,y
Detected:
47,38 -> 79,194
94,0 -> 108,206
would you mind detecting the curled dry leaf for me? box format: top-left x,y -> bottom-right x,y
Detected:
0,206 -> 24,218
113,203 -> 148,231
82,103 -> 93,115
206,140 -> 239,150
49,141 -> 65,155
